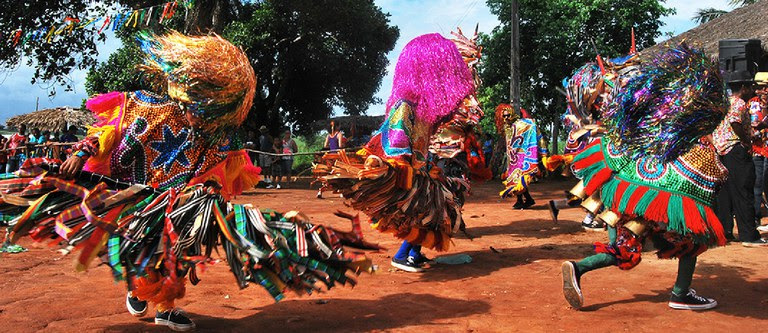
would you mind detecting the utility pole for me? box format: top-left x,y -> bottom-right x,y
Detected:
510,0 -> 520,111
35,97 -> 39,111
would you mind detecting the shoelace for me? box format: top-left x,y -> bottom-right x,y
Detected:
687,289 -> 708,302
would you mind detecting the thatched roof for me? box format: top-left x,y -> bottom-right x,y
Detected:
641,0 -> 768,59
6,107 -> 96,132
310,115 -> 385,136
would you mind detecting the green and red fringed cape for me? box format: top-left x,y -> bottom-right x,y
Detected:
572,139 -> 727,246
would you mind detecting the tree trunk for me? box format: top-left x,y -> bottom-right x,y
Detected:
183,0 -> 231,34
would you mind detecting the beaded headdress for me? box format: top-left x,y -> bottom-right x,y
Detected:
385,33 -> 476,128
138,31 -> 256,142
451,25 -> 482,87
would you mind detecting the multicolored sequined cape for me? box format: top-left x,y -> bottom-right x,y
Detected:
1,90 -> 377,310
500,118 -> 541,197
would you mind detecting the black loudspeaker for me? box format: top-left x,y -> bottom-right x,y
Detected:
719,39 -> 763,83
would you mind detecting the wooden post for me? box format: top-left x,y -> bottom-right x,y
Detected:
510,0 -> 520,111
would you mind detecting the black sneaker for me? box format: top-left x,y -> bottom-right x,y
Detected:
581,217 -> 605,231
561,261 -> 583,309
125,292 -> 147,317
155,309 -> 196,331
548,200 -> 559,223
391,256 -> 425,273
513,200 -> 525,209
521,200 -> 536,209
668,289 -> 717,310
412,254 -> 434,265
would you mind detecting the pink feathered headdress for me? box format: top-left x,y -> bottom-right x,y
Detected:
385,33 -> 476,127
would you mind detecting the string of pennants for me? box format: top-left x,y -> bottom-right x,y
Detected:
5,0 -> 193,47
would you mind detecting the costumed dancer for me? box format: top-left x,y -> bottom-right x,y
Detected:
561,43 -> 728,310
1,32 -> 377,331
547,38 -> 642,230
315,29 -> 483,273
496,103 -> 550,209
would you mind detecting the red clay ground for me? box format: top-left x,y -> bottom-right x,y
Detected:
1,178 -> 767,332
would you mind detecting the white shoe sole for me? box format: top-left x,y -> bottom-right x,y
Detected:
668,300 -> 717,310
741,241 -> 768,247
155,318 -> 196,331
562,261 -> 584,310
582,226 -> 604,232
125,295 -> 147,317
391,260 -> 424,273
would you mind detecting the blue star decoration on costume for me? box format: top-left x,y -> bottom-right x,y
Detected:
150,125 -> 192,172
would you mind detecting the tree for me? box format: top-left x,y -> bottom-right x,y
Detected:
478,0 -> 673,142
3,1 -> 398,135
224,0 -> 399,133
0,0 -> 242,96
694,0 -> 758,24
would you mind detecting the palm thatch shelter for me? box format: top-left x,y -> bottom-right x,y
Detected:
310,115 -> 385,137
641,0 -> 768,58
5,107 -> 96,133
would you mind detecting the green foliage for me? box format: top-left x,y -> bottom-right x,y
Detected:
292,134 -> 325,173
479,0 -> 673,140
0,1 -> 111,95
84,36 -> 145,96
225,0 -> 399,135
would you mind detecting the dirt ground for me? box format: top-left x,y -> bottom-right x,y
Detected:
1,178 -> 767,332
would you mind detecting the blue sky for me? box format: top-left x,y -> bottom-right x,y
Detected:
0,0 -> 733,123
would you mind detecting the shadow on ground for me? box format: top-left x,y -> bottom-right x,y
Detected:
103,293 -> 491,332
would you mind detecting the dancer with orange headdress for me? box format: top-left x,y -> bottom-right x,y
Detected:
1,32 -> 376,331
495,103 -> 550,209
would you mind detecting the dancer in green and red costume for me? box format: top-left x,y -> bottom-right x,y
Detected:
1,32 -> 377,331
316,29 -> 483,273
561,42 -> 729,311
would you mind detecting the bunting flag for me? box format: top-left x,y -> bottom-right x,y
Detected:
4,1 -> 193,48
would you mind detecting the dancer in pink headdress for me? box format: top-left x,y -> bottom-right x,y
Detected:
316,31 -> 483,272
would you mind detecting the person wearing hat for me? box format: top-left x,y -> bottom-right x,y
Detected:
713,79 -> 768,246
751,73 -> 768,232
258,125 -> 274,187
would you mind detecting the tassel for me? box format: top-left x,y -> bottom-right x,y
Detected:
644,191 -> 671,223
584,167 -> 612,195
666,195 -> 685,234
703,206 -> 726,246
617,183 -> 639,213
623,185 -> 648,214
598,178 -> 620,209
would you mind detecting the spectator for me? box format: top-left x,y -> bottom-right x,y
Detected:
258,125 -> 274,187
713,82 -> 768,246
4,124 -> 27,173
749,80 -> 768,229
0,135 -> 7,172
28,128 -> 46,158
483,133 -> 494,167
58,125 -> 79,161
277,129 -> 298,188
59,125 -> 79,143
323,120 -> 344,151
270,137 -> 284,189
